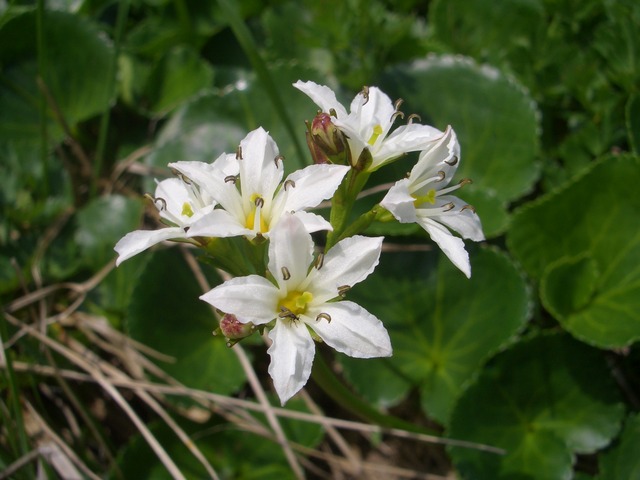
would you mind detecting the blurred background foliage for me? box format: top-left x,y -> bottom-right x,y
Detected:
1,0 -> 639,478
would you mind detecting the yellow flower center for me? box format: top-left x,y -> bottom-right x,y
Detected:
367,124 -> 383,146
181,202 -> 194,217
245,194 -> 269,233
278,290 -> 313,317
413,189 -> 437,207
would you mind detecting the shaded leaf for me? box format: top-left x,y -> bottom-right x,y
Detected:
599,413 -> 640,480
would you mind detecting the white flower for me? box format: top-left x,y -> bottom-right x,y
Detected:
114,166 -> 220,266
173,127 -> 349,240
380,126 -> 484,278
200,214 -> 392,405
293,80 -> 443,171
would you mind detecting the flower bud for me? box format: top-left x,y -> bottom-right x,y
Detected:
305,113 -> 349,165
219,313 -> 255,341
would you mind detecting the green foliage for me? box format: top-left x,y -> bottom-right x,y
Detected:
2,0 -> 639,478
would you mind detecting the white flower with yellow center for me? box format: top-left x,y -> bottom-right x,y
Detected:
200,214 -> 392,405
114,165 -> 221,266
174,127 -> 349,240
380,126 -> 484,278
293,80 -> 443,171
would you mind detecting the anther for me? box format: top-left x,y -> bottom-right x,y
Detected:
315,253 -> 324,270
278,307 -> 299,322
173,171 -> 192,185
461,204 -> 476,213
281,266 -> 291,281
146,194 -> 167,211
254,196 -> 265,208
225,175 -> 238,184
338,285 -> 351,297
458,178 -> 473,187
316,313 -> 332,323
284,179 -> 296,190
394,98 -> 404,111
391,111 -> 405,123
236,146 -> 243,160
407,113 -> 421,124
442,202 -> 455,212
360,86 -> 370,105
274,154 -> 285,167
445,155 -> 459,166
436,171 -> 446,182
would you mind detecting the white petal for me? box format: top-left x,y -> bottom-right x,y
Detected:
267,214 -> 314,288
348,86 -> 395,140
114,227 -> 184,266
293,80 -> 348,119
187,209 -> 252,238
429,196 -> 485,242
200,276 -> 279,325
410,126 -> 460,190
418,217 -> 471,278
238,127 -> 283,203
307,301 -> 392,358
273,164 -> 349,214
374,123 -> 444,169
290,211 -> 333,234
306,235 -> 383,302
154,178 -> 192,224
267,321 -> 315,405
380,178 -> 418,223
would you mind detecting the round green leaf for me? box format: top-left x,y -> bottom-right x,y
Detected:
508,154 -> 640,348
340,246 -> 530,423
382,55 -> 541,204
449,334 -> 625,480
0,10 -> 114,144
127,248 -> 245,396
75,195 -> 143,270
599,413 -> 640,480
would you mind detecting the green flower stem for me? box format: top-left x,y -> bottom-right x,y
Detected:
201,237 -> 267,277
335,204 -> 393,242
325,169 -> 370,250
312,353 -> 440,436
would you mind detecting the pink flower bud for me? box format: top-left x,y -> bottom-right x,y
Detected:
306,113 -> 349,165
219,314 -> 255,340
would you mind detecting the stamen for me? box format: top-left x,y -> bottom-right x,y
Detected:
411,171 -> 447,192
445,155 -> 459,166
315,253 -> 324,270
254,196 -> 265,208
284,179 -> 296,190
236,146 -> 243,160
173,171 -> 192,185
338,285 -> 351,297
442,202 -> 455,212
394,98 -> 404,111
436,171 -> 446,182
281,266 -> 291,281
274,154 -> 284,167
316,313 -> 331,323
225,175 -> 238,184
407,113 -> 421,124
391,111 -> 405,123
360,86 -> 370,105
145,194 -> 167,211
436,178 -> 472,196
461,204 -> 477,213
278,306 -> 299,322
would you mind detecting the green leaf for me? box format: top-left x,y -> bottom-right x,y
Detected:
508,154 -> 640,348
449,333 -> 625,480
75,195 -> 143,270
340,246 -> 530,423
599,413 -> 640,480
140,46 -> 214,116
0,10 -> 114,144
127,248 -> 245,396
627,94 -> 640,154
381,55 -> 540,237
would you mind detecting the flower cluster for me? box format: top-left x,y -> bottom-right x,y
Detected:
115,81 -> 484,404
